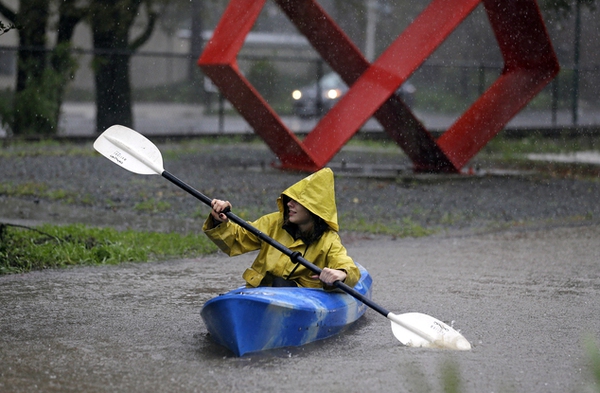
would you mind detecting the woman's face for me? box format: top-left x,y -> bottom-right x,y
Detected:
287,198 -> 313,230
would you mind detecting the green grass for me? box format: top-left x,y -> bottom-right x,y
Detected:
0,223 -> 217,275
0,181 -> 48,197
0,181 -> 91,205
0,139 -> 94,158
589,337 -> 600,392
134,199 -> 172,213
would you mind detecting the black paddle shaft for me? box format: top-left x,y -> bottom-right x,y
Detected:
161,170 -> 391,318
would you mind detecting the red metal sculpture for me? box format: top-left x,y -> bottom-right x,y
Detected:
199,0 -> 559,173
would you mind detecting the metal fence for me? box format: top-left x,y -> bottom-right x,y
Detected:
1,46 -> 599,136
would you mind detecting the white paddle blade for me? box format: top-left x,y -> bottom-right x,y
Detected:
389,312 -> 471,351
93,125 -> 164,175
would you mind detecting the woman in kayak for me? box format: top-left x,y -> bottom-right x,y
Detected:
203,168 -> 360,289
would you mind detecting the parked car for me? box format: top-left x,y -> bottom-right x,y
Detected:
291,72 -> 416,118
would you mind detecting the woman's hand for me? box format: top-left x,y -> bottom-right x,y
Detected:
210,199 -> 232,223
313,267 -> 347,286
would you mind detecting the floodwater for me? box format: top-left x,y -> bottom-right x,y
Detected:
2,223 -> 600,392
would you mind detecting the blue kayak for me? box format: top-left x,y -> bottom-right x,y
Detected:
200,264 -> 372,356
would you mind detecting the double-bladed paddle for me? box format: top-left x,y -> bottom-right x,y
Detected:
93,125 -> 471,351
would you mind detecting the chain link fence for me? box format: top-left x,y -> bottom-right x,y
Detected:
1,46 -> 599,136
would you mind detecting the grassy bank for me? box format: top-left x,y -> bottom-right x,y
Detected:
0,223 -> 217,275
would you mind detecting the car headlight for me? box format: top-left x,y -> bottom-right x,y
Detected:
292,90 -> 302,100
326,89 -> 342,100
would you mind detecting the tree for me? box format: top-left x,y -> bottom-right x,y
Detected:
51,0 -> 86,127
0,0 -> 83,136
88,0 -> 158,133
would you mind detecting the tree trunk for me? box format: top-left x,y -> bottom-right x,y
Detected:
51,0 -> 86,131
15,0 -> 48,92
93,49 -> 133,133
90,0 -> 157,134
12,0 -> 51,135
0,0 -> 82,136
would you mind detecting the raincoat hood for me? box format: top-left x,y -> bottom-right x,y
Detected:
277,168 -> 339,232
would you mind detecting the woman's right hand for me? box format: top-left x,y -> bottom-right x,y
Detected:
210,199 -> 232,223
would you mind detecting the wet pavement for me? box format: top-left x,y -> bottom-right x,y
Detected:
2,222 -> 600,392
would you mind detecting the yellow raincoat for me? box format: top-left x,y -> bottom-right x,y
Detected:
203,168 -> 360,289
